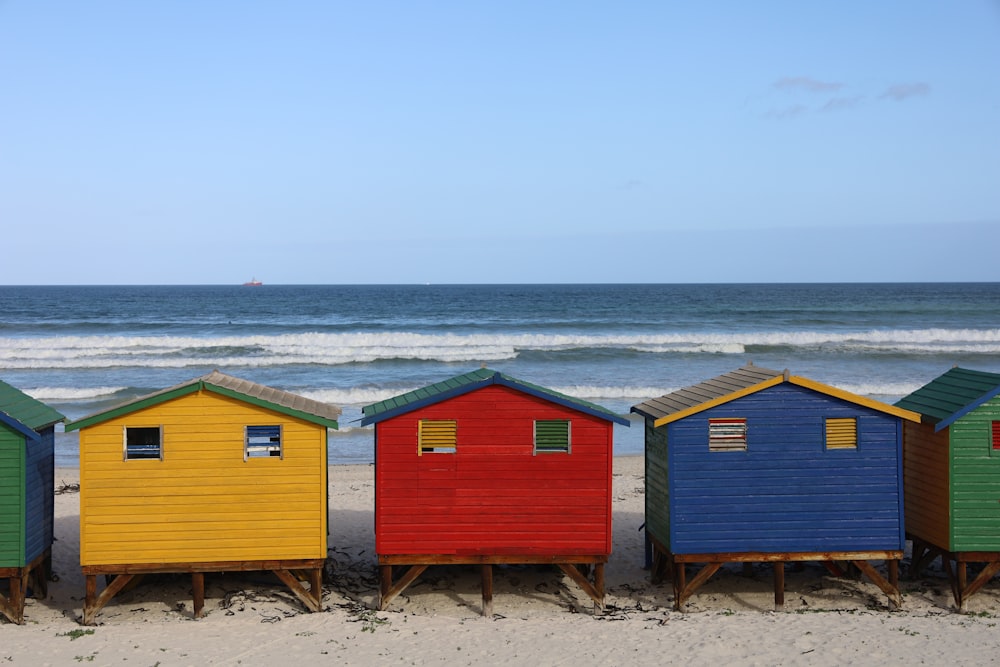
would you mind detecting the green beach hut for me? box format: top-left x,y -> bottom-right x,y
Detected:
896,366 -> 1000,609
0,379 -> 64,624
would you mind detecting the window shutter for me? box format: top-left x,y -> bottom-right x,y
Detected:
709,418 -> 747,451
534,420 -> 570,453
826,418 -> 857,449
992,421 -> 1000,450
419,420 -> 457,454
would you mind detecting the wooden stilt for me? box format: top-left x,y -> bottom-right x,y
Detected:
675,562 -> 722,611
192,573 -> 205,618
957,561 -> 968,612
673,561 -> 686,610
379,565 -> 392,609
379,564 -> 428,610
0,550 -> 52,624
773,562 -> 785,610
593,563 -> 605,612
481,564 -> 493,617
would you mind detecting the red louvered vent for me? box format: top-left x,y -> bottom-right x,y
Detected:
993,421 -> 1000,450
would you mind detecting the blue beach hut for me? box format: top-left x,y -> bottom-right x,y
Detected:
631,363 -> 920,610
0,379 -> 64,624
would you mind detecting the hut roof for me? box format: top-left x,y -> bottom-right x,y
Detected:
360,367 -> 630,426
631,362 -> 920,427
0,378 -> 65,441
64,370 -> 341,431
894,366 -> 1000,431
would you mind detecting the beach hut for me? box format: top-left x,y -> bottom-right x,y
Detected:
896,367 -> 1000,609
631,363 -> 920,610
360,368 -> 629,614
0,379 -> 64,624
63,371 -> 341,625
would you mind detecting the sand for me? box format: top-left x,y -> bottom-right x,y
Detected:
4,456 -> 1000,666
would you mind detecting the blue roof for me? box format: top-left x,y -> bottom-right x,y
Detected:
360,368 -> 630,426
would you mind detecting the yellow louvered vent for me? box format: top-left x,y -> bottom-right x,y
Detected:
418,419 -> 457,455
826,417 -> 857,449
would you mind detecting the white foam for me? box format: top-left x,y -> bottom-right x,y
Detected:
1,328 -> 999,370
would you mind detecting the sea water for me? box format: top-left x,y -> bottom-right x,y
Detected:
1,283 -> 997,466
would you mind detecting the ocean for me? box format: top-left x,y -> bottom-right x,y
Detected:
1,283 -> 998,467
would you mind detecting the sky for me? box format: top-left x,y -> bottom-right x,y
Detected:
1,1 -> 999,284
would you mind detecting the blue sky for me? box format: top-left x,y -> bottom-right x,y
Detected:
2,2 -> 998,284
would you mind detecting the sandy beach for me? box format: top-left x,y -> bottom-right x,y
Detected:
4,455 -> 1000,665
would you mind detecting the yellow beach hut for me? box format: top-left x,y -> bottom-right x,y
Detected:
63,371 -> 341,625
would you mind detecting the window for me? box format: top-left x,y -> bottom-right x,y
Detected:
534,419 -> 570,454
418,419 -> 456,455
124,426 -> 162,461
246,425 -> 282,459
992,421 -> 1000,451
826,417 -> 857,450
708,418 -> 747,451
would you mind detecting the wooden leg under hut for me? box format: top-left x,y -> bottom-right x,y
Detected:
377,556 -> 607,614
81,559 -> 325,625
0,550 -> 52,625
657,548 -> 904,611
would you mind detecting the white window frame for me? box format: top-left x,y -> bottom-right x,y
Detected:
123,425 -> 163,461
245,424 -> 283,460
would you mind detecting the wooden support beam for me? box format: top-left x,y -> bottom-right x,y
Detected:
962,562 -> 1000,603
192,573 -> 205,618
0,573 -> 26,624
378,564 -> 428,611
773,562 -> 785,610
273,569 -> 323,613
675,562 -> 722,611
851,560 -> 901,609
0,550 -> 52,625
481,565 -> 493,617
555,563 -> 605,612
84,573 -> 136,626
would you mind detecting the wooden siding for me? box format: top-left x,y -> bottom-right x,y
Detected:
644,417 -> 669,550
667,383 -> 904,554
950,395 -> 1000,551
0,427 -> 25,567
23,426 -> 54,563
375,385 -> 612,556
902,421 -> 950,550
79,390 -> 327,566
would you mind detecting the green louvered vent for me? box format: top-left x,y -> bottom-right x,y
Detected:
534,419 -> 570,454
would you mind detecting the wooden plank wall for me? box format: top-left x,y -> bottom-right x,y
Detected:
902,420 -> 950,550
79,391 -> 327,566
668,383 -> 904,554
643,417 -> 670,549
23,426 -> 54,564
0,428 -> 25,566
951,396 -> 1000,551
375,385 -> 612,556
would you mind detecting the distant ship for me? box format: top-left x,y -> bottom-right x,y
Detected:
242,278 -> 263,286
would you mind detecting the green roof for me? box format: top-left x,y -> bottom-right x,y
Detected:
65,370 -> 341,431
895,367 -> 1000,430
361,367 -> 630,426
0,378 -> 65,439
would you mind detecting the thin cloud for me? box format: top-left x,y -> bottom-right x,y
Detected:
880,83 -> 931,101
822,95 -> 864,112
765,104 -> 809,120
774,76 -> 844,93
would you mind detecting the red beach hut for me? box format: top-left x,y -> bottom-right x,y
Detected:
360,368 -> 629,614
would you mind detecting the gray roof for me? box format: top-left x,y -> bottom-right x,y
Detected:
66,370 -> 341,431
631,363 -> 784,421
